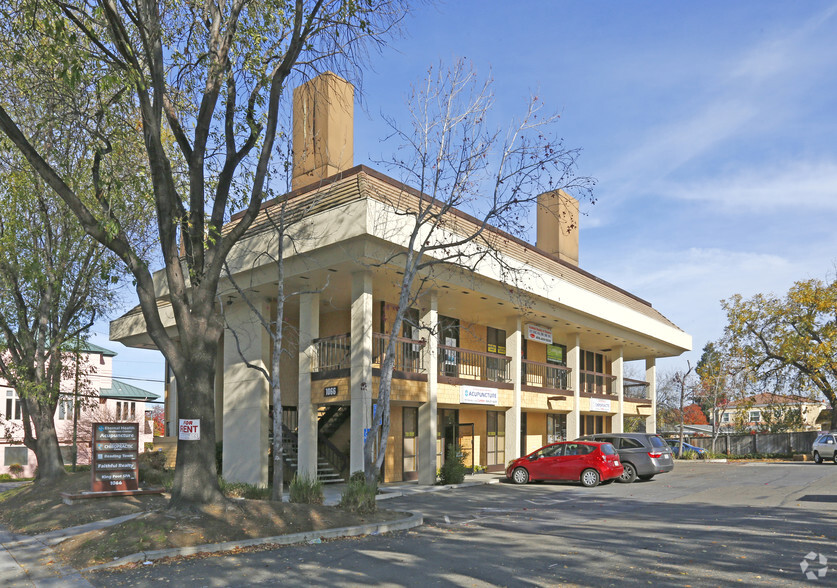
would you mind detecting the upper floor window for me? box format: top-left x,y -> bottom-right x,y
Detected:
749,410 -> 761,422
5,390 -> 21,420
580,350 -> 607,394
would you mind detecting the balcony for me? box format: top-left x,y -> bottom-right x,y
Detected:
438,345 -> 511,383
623,378 -> 650,400
312,333 -> 426,374
522,359 -> 571,392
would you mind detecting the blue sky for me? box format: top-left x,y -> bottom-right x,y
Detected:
93,1 -> 837,391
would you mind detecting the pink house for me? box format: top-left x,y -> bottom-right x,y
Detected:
0,343 -> 159,477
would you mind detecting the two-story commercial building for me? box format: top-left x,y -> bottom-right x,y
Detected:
110,73 -> 691,487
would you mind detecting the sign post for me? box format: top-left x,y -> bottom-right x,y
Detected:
91,422 -> 139,492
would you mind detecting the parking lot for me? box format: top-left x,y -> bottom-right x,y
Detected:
91,461 -> 837,587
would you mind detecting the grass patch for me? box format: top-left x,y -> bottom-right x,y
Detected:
289,475 -> 324,504
219,479 -> 270,500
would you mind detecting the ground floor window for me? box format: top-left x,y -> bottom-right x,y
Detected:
547,413 -> 567,443
403,406 -> 418,479
580,414 -> 606,436
116,401 -> 136,421
4,446 -> 28,466
486,410 -> 505,466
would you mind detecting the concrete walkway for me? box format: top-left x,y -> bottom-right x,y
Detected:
0,473 -> 503,583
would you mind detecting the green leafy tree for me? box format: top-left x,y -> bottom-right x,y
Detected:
0,0 -> 405,508
0,146 -> 136,482
759,403 -> 804,433
721,276 -> 837,430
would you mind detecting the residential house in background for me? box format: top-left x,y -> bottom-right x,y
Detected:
716,393 -> 826,432
0,343 -> 158,477
110,72 -> 692,487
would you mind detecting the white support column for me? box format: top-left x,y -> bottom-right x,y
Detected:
222,301 -> 271,486
505,316 -> 522,459
418,291 -> 438,485
611,347 -> 624,433
567,333 -> 581,440
350,271 -> 373,474
298,292 -> 320,480
645,358 -> 657,434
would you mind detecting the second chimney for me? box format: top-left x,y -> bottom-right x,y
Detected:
536,190 -> 579,266
291,72 -> 354,191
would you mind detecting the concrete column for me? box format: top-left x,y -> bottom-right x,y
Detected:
222,301 -> 270,486
505,316 -> 522,459
418,291 -> 438,485
298,293 -> 320,479
611,347 -> 624,433
567,333 -> 581,439
350,271 -> 373,474
645,357 -> 657,434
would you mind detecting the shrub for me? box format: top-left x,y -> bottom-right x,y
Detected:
339,471 -> 377,514
7,464 -> 23,478
438,445 -> 467,485
220,478 -> 270,500
0,473 -> 12,482
138,450 -> 167,471
681,450 -> 699,460
289,474 -> 323,504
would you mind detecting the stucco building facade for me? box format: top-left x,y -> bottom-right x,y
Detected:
110,73 -> 691,486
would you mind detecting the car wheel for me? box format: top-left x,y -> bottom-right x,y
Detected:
638,474 -> 655,481
814,452 -> 823,464
580,468 -> 600,488
832,453 -> 837,465
511,467 -> 529,485
617,462 -> 637,483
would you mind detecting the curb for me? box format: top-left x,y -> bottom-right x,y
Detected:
376,478 -> 500,500
83,510 -> 423,571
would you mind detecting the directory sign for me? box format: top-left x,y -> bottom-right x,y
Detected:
91,422 -> 139,492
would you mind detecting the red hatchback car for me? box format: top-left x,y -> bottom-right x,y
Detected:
506,441 -> 623,487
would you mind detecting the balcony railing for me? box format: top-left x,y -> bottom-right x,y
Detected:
313,333 -> 351,372
313,332 -> 426,374
438,345 -> 511,383
522,359 -> 570,391
623,378 -> 650,400
579,370 -> 617,395
373,333 -> 426,373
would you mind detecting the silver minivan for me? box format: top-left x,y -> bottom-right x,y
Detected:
812,433 -> 837,464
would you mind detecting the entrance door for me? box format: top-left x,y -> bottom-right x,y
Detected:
458,423 -> 474,472
439,409 -> 459,466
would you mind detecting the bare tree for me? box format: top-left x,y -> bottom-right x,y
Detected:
0,0 -> 406,508
672,362 -> 695,457
361,60 -> 594,482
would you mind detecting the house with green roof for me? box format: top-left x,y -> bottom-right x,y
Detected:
0,343 -> 159,476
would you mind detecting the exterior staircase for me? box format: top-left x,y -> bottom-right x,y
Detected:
281,425 -> 346,484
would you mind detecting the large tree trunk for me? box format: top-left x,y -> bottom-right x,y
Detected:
24,398 -> 66,483
168,338 -> 225,510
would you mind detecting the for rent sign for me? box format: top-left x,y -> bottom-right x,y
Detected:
91,423 -> 139,492
179,419 -> 201,441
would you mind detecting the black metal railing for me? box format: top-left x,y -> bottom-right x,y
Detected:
522,359 -> 571,390
438,345 -> 511,382
373,333 -> 425,373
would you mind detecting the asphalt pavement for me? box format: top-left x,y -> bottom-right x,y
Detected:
80,461 -> 837,587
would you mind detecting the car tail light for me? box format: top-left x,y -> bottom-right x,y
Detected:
648,452 -> 663,459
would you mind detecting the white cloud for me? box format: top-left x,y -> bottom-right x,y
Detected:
591,246 -> 828,363
660,160 -> 837,212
